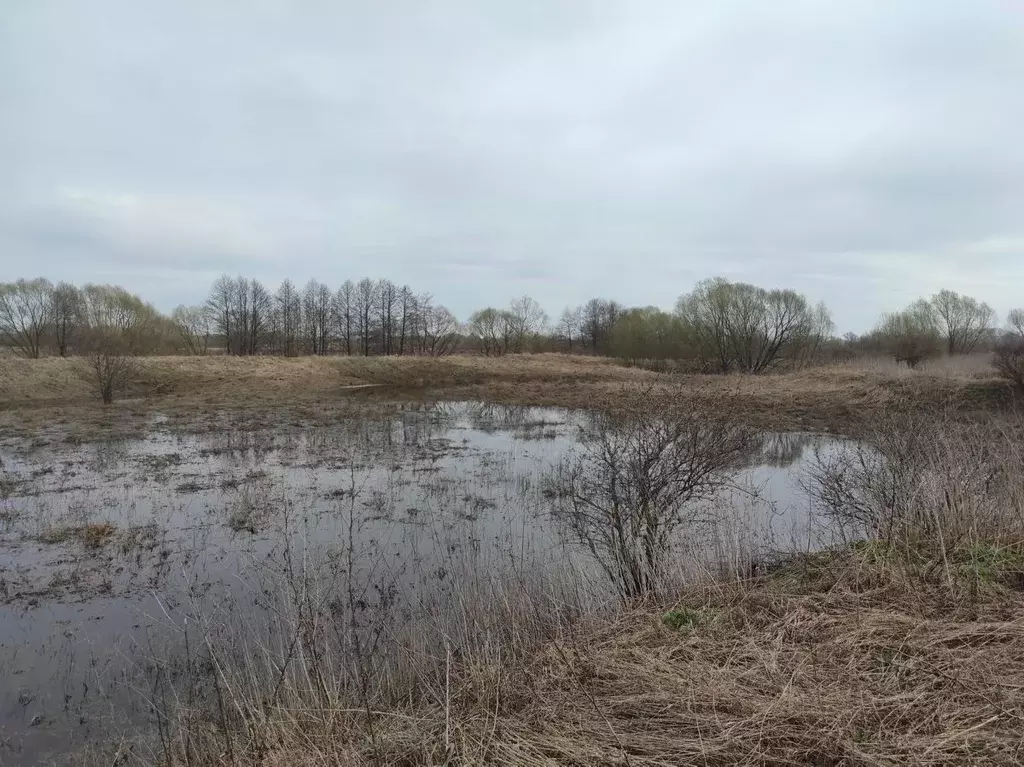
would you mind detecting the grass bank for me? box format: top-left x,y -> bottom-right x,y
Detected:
0,353 -> 1012,436
94,545 -> 1024,767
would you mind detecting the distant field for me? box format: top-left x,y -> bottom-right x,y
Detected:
0,352 -> 1011,439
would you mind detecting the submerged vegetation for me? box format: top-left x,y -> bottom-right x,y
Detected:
74,403 -> 1022,766
1,346 -> 1023,764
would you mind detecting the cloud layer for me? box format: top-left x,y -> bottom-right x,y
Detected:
2,1 -> 1023,331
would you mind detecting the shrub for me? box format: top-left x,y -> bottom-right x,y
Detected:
77,330 -> 136,404
993,338 -> 1024,392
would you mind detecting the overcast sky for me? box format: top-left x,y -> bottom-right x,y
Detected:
2,1 -> 1022,333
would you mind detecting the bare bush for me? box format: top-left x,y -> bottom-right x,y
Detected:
993,337 -> 1024,392
78,332 -> 136,404
547,389 -> 752,598
802,411 -> 1024,555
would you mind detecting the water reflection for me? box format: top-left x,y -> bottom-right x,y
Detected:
745,432 -> 816,469
0,402 -> 838,765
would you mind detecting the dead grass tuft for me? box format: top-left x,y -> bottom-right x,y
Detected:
39,521 -> 117,549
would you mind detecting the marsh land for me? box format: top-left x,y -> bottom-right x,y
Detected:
1,354 -> 1022,766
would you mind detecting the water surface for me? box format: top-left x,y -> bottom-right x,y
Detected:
0,402 -> 843,764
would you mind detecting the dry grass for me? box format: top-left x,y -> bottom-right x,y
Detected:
0,353 -> 1013,438
66,401 -> 1024,766
38,521 -> 117,549
487,567 -> 1024,766
116,549 -> 1024,767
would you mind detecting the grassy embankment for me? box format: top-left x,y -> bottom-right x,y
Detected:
0,352 -> 1011,435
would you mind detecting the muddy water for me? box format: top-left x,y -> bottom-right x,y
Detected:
0,402 -> 843,764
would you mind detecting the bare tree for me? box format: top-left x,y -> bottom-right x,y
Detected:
355,278 -> 378,356
171,305 -> 212,355
0,278 -> 54,358
206,275 -> 237,354
581,298 -> 622,355
419,303 -> 460,356
676,278 -> 829,374
275,279 -> 302,356
332,280 -> 355,355
557,306 -> 583,352
396,285 -> 414,355
506,295 -> 548,353
468,307 -> 512,356
930,289 -> 995,355
676,279 -> 733,372
547,389 -> 752,598
302,279 -> 332,355
222,277 -> 271,356
51,282 -> 82,357
377,279 -> 397,355
1007,309 -> 1024,340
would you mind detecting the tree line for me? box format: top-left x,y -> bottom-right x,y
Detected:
1,275 -> 1021,376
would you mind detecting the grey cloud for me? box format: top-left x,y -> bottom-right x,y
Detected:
2,0 -> 1023,332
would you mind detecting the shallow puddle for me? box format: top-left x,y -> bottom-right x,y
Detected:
0,402 -> 844,764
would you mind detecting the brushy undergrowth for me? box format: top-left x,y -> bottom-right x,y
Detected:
98,544 -> 1024,766
82,406 -> 1024,766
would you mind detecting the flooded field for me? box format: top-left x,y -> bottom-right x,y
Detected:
0,402 -> 843,764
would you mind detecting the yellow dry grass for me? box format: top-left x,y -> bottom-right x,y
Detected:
153,553 -> 1024,767
0,353 -> 1011,435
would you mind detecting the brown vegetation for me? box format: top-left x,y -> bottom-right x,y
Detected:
77,404 -> 1024,766
103,547 -> 1024,766
0,353 -> 1011,436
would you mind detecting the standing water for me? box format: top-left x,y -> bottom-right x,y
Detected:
0,402 -> 845,764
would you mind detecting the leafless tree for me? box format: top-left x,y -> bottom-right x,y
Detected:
171,305 -> 212,355
930,289 -> 995,355
547,389 -> 752,598
51,282 -> 83,357
377,279 -> 397,355
396,285 -> 414,355
206,275 -> 237,354
355,278 -> 378,356
419,303 -> 460,356
1007,309 -> 1024,340
557,305 -> 583,351
505,295 -> 548,353
676,278 -> 830,374
332,280 -> 355,355
468,307 -> 512,356
581,298 -> 622,355
0,278 -> 54,358
275,279 -> 302,356
302,279 -> 332,355
205,276 -> 270,356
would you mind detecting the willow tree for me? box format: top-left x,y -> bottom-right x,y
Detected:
0,278 -> 54,358
930,290 -> 995,355
675,278 -> 832,373
874,300 -> 941,368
